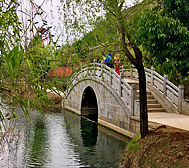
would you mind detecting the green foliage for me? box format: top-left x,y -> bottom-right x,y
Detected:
130,4 -> 189,84
26,36 -> 53,74
166,133 -> 171,137
126,134 -> 141,152
158,0 -> 189,29
0,0 -> 22,53
55,44 -> 80,67
0,0 -> 68,126
3,45 -> 23,77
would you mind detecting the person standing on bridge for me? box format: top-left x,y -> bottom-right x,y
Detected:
104,53 -> 113,68
114,53 -> 121,75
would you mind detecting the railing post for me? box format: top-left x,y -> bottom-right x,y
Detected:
151,67 -> 155,86
93,62 -> 95,76
101,61 -> 104,80
119,75 -> 123,97
131,84 -> 137,116
163,74 -> 168,97
130,65 -> 133,78
81,62 -> 83,78
178,85 -> 184,114
110,70 -> 113,85
100,60 -> 103,71
121,65 -> 124,77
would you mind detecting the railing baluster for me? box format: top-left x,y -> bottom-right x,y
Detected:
110,70 -> 113,85
101,61 -> 104,80
163,74 -> 168,97
119,76 -> 123,97
93,63 -> 95,77
151,67 -> 155,86
131,84 -> 137,116
178,85 -> 184,113
130,65 -> 133,78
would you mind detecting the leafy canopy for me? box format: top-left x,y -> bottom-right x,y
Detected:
129,0 -> 189,84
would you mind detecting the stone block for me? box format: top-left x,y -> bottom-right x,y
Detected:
108,117 -> 112,123
124,114 -> 129,123
111,106 -> 116,113
111,111 -> 115,119
100,108 -> 106,117
118,114 -> 123,121
119,121 -> 124,129
130,119 -> 134,125
182,101 -> 189,116
114,112 -> 118,120
116,106 -> 121,114
114,119 -> 120,127
124,123 -> 129,130
107,111 -> 112,119
129,124 -> 134,132
135,126 -> 140,134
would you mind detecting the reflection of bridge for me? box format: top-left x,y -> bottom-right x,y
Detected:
64,63 -> 186,137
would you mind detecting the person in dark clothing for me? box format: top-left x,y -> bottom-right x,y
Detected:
104,53 -> 113,68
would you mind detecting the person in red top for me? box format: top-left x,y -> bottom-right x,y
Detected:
114,53 -> 121,75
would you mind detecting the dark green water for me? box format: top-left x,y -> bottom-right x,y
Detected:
0,109 -> 130,168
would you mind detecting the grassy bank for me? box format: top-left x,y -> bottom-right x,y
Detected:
124,123 -> 189,168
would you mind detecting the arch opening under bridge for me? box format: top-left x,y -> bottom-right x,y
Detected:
81,86 -> 98,122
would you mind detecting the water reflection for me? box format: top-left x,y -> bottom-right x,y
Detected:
81,117 -> 98,147
27,119 -> 49,167
0,108 -> 129,168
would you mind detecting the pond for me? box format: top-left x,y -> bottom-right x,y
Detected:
0,108 -> 130,168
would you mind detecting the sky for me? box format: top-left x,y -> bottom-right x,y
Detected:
18,0 -> 140,46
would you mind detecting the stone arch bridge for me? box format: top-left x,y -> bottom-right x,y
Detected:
63,63 -> 184,137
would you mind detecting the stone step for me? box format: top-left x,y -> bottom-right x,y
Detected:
137,91 -> 151,95
147,104 -> 162,108
137,94 -> 154,99
136,99 -> 157,103
136,93 -> 168,113
127,80 -> 167,113
147,99 -> 157,104
127,82 -> 139,85
148,108 -> 165,112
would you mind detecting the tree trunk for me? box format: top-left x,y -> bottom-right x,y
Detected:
119,10 -> 148,138
138,65 -> 148,138
134,43 -> 148,138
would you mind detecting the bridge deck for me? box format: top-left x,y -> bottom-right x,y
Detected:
123,78 -> 138,84
149,112 -> 189,132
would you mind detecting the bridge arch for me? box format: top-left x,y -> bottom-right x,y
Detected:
81,86 -> 98,121
64,78 -> 132,133
63,63 -> 141,137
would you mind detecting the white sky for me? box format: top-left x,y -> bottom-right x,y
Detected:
18,0 -> 140,46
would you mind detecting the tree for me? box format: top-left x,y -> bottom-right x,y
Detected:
158,0 -> 189,29
130,1 -> 189,84
0,0 -> 64,123
62,0 -> 149,138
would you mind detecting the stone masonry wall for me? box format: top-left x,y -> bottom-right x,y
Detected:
64,79 -> 139,135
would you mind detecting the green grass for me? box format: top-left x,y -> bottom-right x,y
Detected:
126,134 -> 141,152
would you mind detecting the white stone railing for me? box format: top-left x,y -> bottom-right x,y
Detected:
67,63 -> 138,116
67,62 -> 184,115
145,67 -> 184,113
121,65 -> 184,114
